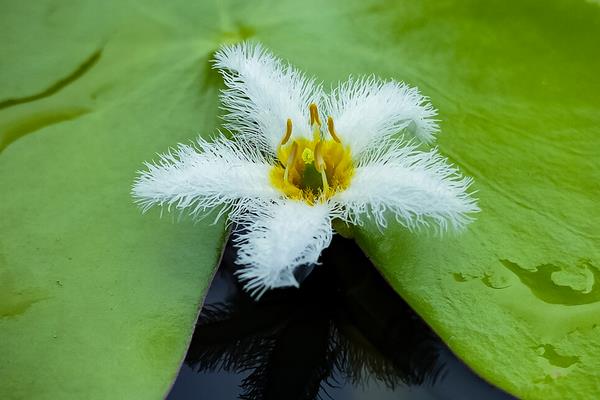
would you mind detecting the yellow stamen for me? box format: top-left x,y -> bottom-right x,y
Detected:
327,116 -> 341,143
312,123 -> 322,142
283,141 -> 298,183
314,141 -> 329,193
314,141 -> 325,172
269,114 -> 354,204
320,169 -> 329,193
309,103 -> 321,127
280,118 -> 293,145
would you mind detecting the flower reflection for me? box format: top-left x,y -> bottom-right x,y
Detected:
184,236 -> 443,400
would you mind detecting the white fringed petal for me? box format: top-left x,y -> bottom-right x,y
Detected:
132,135 -> 280,218
213,42 -> 321,151
324,77 -> 439,155
234,200 -> 333,299
333,141 -> 479,232
133,42 -> 480,301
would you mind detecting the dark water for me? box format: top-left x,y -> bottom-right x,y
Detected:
168,236 -> 515,400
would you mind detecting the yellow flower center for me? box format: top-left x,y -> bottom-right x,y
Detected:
270,104 -> 354,204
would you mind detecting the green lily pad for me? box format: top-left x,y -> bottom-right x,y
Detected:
344,1 -> 600,398
1,0 -> 599,399
0,2 -> 229,399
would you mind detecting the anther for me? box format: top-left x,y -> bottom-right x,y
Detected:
309,103 -> 321,127
320,169 -> 329,194
280,118 -> 293,145
327,116 -> 341,143
314,142 -> 325,172
283,141 -> 299,183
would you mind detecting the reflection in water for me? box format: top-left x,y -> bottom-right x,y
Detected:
168,237 -> 515,400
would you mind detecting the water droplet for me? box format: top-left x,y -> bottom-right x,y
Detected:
535,344 -> 579,368
499,259 -> 600,305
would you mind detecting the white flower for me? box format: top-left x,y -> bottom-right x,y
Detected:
132,42 -> 479,298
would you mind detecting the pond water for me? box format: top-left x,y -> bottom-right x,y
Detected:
168,236 -> 515,400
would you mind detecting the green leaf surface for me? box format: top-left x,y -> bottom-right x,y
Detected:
1,0 -> 599,399
346,1 -> 600,399
0,2 -> 230,399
